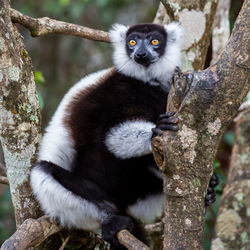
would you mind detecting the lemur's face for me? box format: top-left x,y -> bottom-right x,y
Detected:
109,22 -> 183,86
126,29 -> 167,67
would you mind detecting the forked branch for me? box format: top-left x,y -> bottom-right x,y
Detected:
1,215 -> 150,250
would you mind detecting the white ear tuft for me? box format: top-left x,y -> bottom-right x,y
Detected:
109,24 -> 129,44
164,22 -> 183,45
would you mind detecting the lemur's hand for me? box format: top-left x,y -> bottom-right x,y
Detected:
102,215 -> 134,249
205,172 -> 219,206
152,111 -> 179,137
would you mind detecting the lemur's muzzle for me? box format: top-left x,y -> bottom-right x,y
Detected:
134,50 -> 151,67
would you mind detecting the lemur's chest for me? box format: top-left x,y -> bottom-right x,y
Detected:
98,73 -> 168,120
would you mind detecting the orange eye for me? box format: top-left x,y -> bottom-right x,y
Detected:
151,39 -> 159,45
129,40 -> 136,46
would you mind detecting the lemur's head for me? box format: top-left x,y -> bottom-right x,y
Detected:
110,23 -> 183,89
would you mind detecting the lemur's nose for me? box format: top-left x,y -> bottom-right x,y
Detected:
135,51 -> 147,59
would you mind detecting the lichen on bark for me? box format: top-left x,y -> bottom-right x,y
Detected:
212,107 -> 250,250
0,0 -> 42,226
160,0 -> 218,70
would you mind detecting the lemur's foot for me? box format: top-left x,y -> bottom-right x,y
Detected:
102,215 -> 134,249
205,172 -> 219,206
152,111 -> 179,137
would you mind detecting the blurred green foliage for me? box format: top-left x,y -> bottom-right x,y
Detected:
0,188 -> 15,244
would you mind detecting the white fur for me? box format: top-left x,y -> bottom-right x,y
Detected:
30,166 -> 109,232
127,193 -> 165,223
38,68 -> 113,170
109,22 -> 183,89
105,120 -> 155,159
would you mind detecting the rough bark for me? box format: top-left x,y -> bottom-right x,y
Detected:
152,1 -> 250,249
0,0 -> 43,226
1,214 -> 149,250
159,0 -> 218,70
1,216 -> 62,250
10,8 -> 110,43
211,107 -> 250,250
211,0 -> 231,64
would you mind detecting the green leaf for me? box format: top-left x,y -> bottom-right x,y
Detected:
35,71 -> 45,84
214,159 -> 220,169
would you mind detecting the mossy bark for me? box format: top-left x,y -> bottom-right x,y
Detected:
211,107 -> 250,250
0,0 -> 42,226
152,1 -> 249,249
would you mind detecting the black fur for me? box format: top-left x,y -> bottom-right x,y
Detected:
64,71 -> 166,207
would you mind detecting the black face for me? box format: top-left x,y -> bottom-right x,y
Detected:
126,24 -> 167,67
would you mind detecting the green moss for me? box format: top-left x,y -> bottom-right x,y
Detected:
22,49 -> 28,58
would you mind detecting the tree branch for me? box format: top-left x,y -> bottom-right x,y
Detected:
212,107 -> 250,249
152,0 -> 249,249
0,175 -> 9,185
117,230 -> 150,250
10,8 -> 110,43
1,216 -> 62,250
1,215 -> 150,250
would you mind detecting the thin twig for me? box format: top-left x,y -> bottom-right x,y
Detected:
0,175 -> 9,185
59,234 -> 71,250
10,8 -> 110,43
117,229 -> 150,250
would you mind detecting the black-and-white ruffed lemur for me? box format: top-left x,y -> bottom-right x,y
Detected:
30,23 -> 218,249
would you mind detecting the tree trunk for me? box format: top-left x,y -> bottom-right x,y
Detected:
152,0 -> 249,249
0,0 -> 42,226
211,106 -> 250,250
159,0 -> 218,70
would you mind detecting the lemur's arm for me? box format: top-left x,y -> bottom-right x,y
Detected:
105,113 -> 179,159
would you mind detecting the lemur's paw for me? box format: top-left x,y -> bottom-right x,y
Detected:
152,111 -> 179,137
102,215 -> 134,249
205,172 -> 219,206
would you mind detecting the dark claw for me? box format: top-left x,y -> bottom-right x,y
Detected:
152,127 -> 163,137
207,186 -> 214,194
152,111 -> 179,138
158,124 -> 179,131
157,117 -> 179,125
159,111 -> 175,118
205,197 -> 216,206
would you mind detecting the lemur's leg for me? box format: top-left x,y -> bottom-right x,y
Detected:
205,172 -> 219,206
30,161 -> 135,248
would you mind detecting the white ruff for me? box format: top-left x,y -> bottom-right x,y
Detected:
127,193 -> 165,223
38,68 -> 112,170
105,120 -> 155,159
30,167 -> 108,231
109,22 -> 183,89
